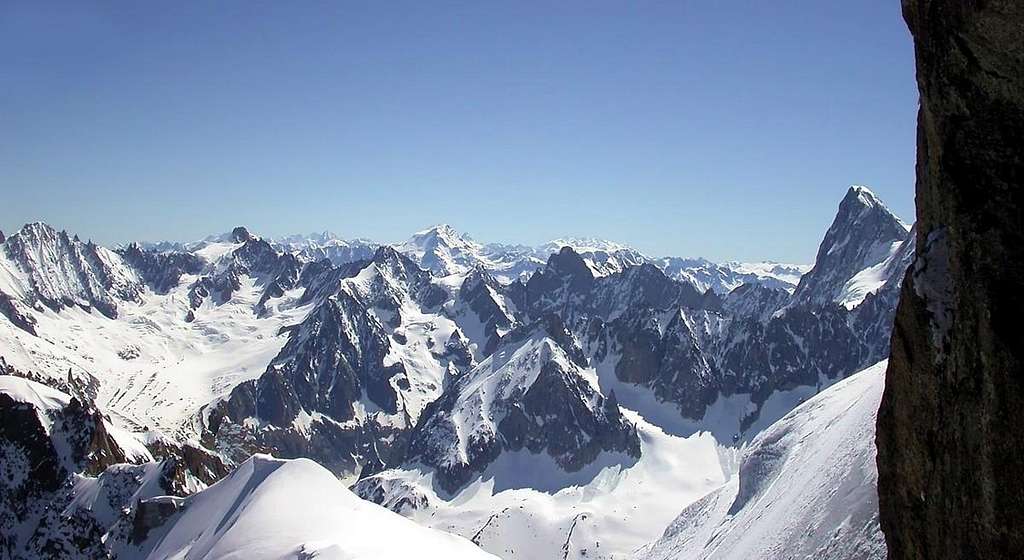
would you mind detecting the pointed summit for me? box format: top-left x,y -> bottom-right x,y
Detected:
546,246 -> 593,280
369,244 -> 421,278
230,226 -> 254,243
792,186 -> 913,308
839,185 -> 909,229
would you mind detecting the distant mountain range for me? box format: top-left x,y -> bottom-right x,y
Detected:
124,222 -> 810,293
0,185 -> 912,559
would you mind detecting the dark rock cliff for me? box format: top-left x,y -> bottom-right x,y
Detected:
876,1 -> 1024,557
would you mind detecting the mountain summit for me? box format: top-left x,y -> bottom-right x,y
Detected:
792,185 -> 912,309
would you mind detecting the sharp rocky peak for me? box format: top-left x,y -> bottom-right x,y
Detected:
230,226 -> 255,243
371,244 -> 418,270
545,246 -> 594,279
460,264 -> 498,287
364,245 -> 436,294
11,221 -> 61,242
838,185 -> 908,232
1,221 -> 143,319
791,186 -> 912,308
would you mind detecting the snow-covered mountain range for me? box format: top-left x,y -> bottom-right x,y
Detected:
412,227 -> 813,294
0,185 -> 912,559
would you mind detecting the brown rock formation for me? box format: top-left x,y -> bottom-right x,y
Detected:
876,0 -> 1024,558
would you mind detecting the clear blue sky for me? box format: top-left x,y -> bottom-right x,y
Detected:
0,0 -> 917,262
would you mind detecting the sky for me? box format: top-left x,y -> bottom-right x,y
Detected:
0,1 -> 918,263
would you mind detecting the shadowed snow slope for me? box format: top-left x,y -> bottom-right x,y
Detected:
132,454 -> 495,560
637,360 -> 887,560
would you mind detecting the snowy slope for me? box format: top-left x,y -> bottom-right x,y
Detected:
0,274 -> 309,438
359,412 -> 728,560
130,454 -> 495,560
839,225 -> 916,310
0,224 -> 315,440
637,360 -> 887,560
0,375 -> 70,416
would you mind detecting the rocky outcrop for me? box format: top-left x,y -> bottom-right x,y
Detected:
607,307 -> 717,420
204,287 -> 410,475
116,243 -> 204,294
0,376 -> 135,558
0,291 -> 37,335
456,267 -> 518,357
877,1 -> 1024,558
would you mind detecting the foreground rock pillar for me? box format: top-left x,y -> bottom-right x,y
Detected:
876,1 -> 1024,558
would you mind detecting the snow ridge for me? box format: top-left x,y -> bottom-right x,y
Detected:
638,360 -> 888,560
135,454 -> 494,560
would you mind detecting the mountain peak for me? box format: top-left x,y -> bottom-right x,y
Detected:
546,246 -> 593,278
398,224 -> 484,276
15,221 -> 59,239
839,185 -> 909,230
845,184 -> 880,204
1,221 -> 143,318
792,186 -> 912,308
371,244 -> 405,264
833,185 -> 909,238
414,223 -> 463,242
231,226 -> 254,243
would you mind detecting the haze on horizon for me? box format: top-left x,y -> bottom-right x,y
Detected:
0,0 -> 917,263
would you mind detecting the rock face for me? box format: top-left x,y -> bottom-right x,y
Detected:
0,376 -> 130,558
876,1 -> 1024,558
0,375 -> 240,560
205,247 -> 468,476
117,243 -> 205,294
